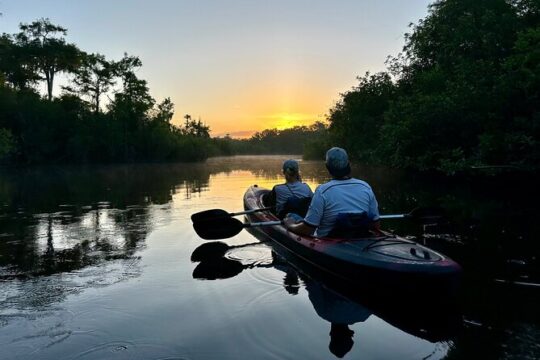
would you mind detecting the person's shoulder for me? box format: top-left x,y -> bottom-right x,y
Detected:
272,183 -> 287,191
299,182 -> 312,189
315,180 -> 335,193
349,178 -> 373,190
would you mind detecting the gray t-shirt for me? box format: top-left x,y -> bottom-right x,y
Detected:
274,181 -> 313,215
303,178 -> 380,237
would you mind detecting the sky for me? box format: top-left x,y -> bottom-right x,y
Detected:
0,0 -> 432,137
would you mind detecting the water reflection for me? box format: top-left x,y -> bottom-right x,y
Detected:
0,156 -> 538,359
190,237 -> 461,358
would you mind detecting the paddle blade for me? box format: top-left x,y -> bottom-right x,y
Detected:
191,242 -> 230,262
193,217 -> 245,240
191,209 -> 230,223
193,258 -> 244,280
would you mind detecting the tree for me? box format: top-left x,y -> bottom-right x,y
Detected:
64,53 -> 115,113
153,97 -> 174,122
0,128 -> 14,160
15,18 -> 80,100
0,34 -> 40,90
182,114 -> 210,137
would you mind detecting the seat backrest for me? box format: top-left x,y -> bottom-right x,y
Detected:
328,212 -> 371,238
277,196 -> 312,219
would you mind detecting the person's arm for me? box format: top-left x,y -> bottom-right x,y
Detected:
283,217 -> 316,236
284,187 -> 323,236
368,189 -> 382,234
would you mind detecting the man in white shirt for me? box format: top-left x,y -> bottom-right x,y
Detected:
284,147 -> 380,237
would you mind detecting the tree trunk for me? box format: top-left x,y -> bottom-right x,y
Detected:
46,68 -> 55,101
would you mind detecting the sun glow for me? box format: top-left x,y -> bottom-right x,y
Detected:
259,112 -> 317,130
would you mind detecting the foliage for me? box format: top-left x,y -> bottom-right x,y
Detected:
212,122 -> 328,156
0,128 -> 14,160
325,0 -> 540,173
15,18 -> 81,100
0,19 -> 218,164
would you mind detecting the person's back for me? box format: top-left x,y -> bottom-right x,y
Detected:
266,159 -> 313,218
284,147 -> 380,237
304,178 -> 379,237
273,180 -> 313,216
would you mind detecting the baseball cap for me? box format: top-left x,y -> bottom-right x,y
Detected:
325,147 -> 351,177
282,159 -> 299,174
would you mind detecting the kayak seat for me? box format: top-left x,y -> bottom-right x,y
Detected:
277,196 -> 312,219
328,212 -> 372,238
262,191 -> 312,219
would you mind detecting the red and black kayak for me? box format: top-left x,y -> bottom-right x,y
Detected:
243,185 -> 462,296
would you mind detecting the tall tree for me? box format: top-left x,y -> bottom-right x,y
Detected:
15,18 -> 80,100
0,34 -> 40,90
64,53 -> 115,113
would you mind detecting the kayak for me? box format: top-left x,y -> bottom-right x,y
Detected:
243,185 -> 462,296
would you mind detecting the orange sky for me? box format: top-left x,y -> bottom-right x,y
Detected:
3,1 -> 432,138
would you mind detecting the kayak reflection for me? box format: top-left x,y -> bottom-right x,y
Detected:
191,238 -> 461,358
191,241 -> 369,358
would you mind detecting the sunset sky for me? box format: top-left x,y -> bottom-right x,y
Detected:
0,0 -> 431,137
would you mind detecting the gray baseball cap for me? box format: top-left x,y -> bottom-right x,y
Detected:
282,159 -> 299,174
326,147 -> 349,168
325,147 -> 351,176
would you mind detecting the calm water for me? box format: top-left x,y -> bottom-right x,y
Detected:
0,156 -> 539,359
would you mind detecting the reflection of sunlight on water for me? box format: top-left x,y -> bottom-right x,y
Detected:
174,169 -> 321,215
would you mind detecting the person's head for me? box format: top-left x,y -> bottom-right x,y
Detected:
325,147 -> 351,179
329,323 -> 355,358
282,159 -> 300,182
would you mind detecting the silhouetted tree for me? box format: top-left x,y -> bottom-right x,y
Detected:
15,18 -> 80,100
63,53 -> 116,113
0,34 -> 40,90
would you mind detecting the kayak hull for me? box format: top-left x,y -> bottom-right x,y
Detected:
243,185 -> 462,297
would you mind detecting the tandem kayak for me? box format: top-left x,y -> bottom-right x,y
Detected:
243,185 -> 462,296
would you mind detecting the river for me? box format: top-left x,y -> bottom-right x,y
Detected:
0,156 -> 539,359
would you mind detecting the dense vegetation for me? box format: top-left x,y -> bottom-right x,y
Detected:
0,19 -> 213,164
212,122 -> 327,156
0,18 -> 325,163
3,0 -> 539,172
313,0 -> 540,173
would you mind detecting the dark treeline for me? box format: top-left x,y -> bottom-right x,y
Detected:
0,18 -> 214,164
310,0 -> 540,173
212,122 -> 327,156
3,0 -> 540,171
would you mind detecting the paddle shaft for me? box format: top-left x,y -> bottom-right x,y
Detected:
380,214 -> 408,219
230,207 -> 272,217
245,220 -> 282,228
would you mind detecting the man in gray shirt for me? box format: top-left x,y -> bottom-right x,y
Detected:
284,147 -> 380,237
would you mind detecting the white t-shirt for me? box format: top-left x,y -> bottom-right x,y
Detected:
303,178 -> 380,237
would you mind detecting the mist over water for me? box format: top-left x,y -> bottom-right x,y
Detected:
0,156 -> 539,359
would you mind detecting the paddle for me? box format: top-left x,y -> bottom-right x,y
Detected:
193,206 -> 444,224
380,207 -> 446,225
191,207 -> 272,223
192,207 -> 446,240
193,217 -> 281,240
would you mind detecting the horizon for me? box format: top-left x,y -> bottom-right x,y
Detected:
0,0 -> 431,137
